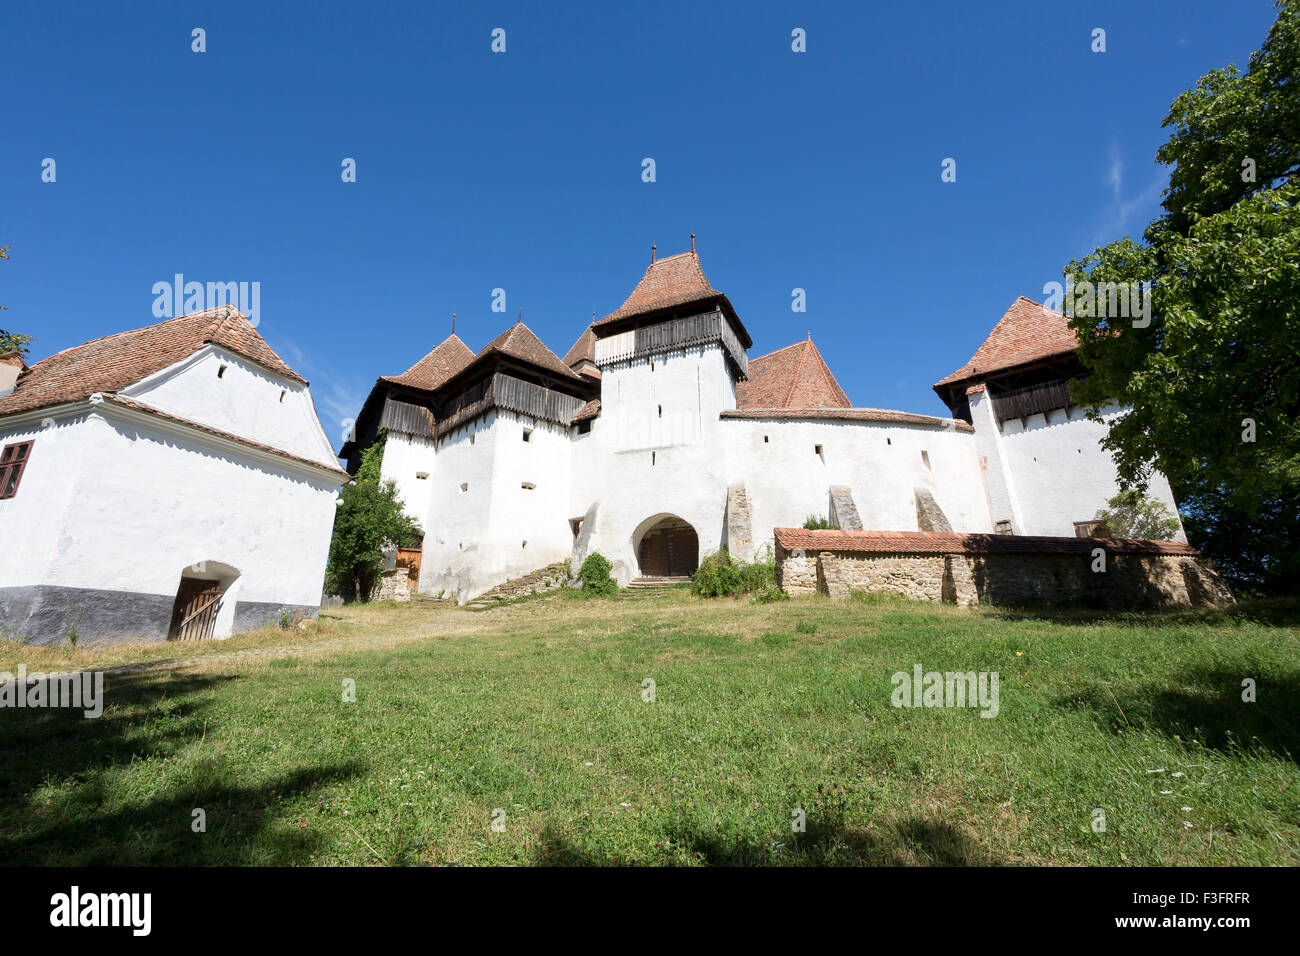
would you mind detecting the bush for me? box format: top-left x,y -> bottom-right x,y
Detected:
803,515 -> 834,530
578,552 -> 618,597
750,583 -> 788,604
691,549 -> 779,598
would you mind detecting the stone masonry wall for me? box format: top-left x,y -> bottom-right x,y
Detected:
775,546 -> 1234,609
376,567 -> 412,603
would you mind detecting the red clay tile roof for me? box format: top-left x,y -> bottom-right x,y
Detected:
736,339 -> 850,409
934,296 -> 1079,388
0,307 -> 305,418
563,325 -> 597,367
773,528 -> 1196,556
381,334 -> 474,391
594,251 -> 720,326
722,408 -> 974,431
571,398 -> 601,423
472,321 -> 582,382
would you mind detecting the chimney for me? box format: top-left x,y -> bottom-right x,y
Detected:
0,353 -> 25,396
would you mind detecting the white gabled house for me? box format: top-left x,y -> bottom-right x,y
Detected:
0,306 -> 348,645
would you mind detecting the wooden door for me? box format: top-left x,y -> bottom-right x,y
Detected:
396,548 -> 422,589
668,527 -> 700,576
168,577 -> 222,640
638,531 -> 671,576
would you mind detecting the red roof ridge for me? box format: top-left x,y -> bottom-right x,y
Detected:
933,296 -> 1078,389
782,340 -> 811,408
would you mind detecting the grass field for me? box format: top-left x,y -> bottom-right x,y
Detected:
2,589 -> 1297,866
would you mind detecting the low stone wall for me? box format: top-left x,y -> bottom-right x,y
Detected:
375,567 -> 411,603
773,529 -> 1234,609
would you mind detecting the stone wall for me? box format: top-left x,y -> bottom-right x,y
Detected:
375,567 -> 411,603
775,536 -> 1235,609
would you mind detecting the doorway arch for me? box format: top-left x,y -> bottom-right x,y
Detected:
168,561 -> 240,640
633,514 -> 700,578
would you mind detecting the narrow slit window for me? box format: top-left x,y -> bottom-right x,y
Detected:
814,444 -> 824,464
217,364 -> 228,379
522,428 -> 533,442
921,450 -> 931,471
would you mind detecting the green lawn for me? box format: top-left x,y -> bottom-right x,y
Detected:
2,590 -> 1297,866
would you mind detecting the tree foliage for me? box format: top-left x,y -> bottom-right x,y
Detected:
325,434 -> 421,602
1094,490 -> 1181,540
1063,1 -> 1300,592
0,245 -> 32,357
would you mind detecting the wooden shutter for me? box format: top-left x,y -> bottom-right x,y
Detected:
0,440 -> 34,499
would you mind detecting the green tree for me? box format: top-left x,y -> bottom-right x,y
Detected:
1063,1 -> 1300,592
325,433 -> 421,602
1094,490 -> 1181,540
0,245 -> 33,357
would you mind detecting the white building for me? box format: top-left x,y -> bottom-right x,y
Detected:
342,247 -> 1184,603
0,307 -> 348,644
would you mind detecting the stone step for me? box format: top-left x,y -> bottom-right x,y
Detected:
629,576 -> 692,588
462,561 -> 571,607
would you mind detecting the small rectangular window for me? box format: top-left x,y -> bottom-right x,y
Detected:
1074,520 -> 1104,538
994,519 -> 1013,535
921,450 -> 931,471
0,441 -> 34,499
521,481 -> 536,490
522,428 -> 533,442
814,444 -> 824,464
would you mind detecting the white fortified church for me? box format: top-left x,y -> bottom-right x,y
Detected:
343,245 -> 1184,603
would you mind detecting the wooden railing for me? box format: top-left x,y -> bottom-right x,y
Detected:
594,309 -> 749,377
433,373 -> 587,439
991,379 -> 1077,424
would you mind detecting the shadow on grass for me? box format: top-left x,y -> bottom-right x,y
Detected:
0,669 -> 366,865
1056,663 -> 1300,763
532,814 -> 999,866
984,596 -> 1300,629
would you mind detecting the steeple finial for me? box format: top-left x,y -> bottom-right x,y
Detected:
690,233 -> 696,253
517,307 -> 523,323
451,311 -> 456,335
651,243 -> 656,264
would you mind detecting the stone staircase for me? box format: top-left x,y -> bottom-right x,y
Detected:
462,561 -> 571,609
629,576 -> 693,589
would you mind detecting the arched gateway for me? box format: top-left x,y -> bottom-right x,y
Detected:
634,514 -> 700,578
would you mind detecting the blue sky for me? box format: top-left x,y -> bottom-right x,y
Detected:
0,0 -> 1281,444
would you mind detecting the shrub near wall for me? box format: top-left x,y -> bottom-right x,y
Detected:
691,549 -> 778,598
577,553 -> 618,597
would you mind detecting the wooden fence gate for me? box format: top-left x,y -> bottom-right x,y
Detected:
168,577 -> 223,640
